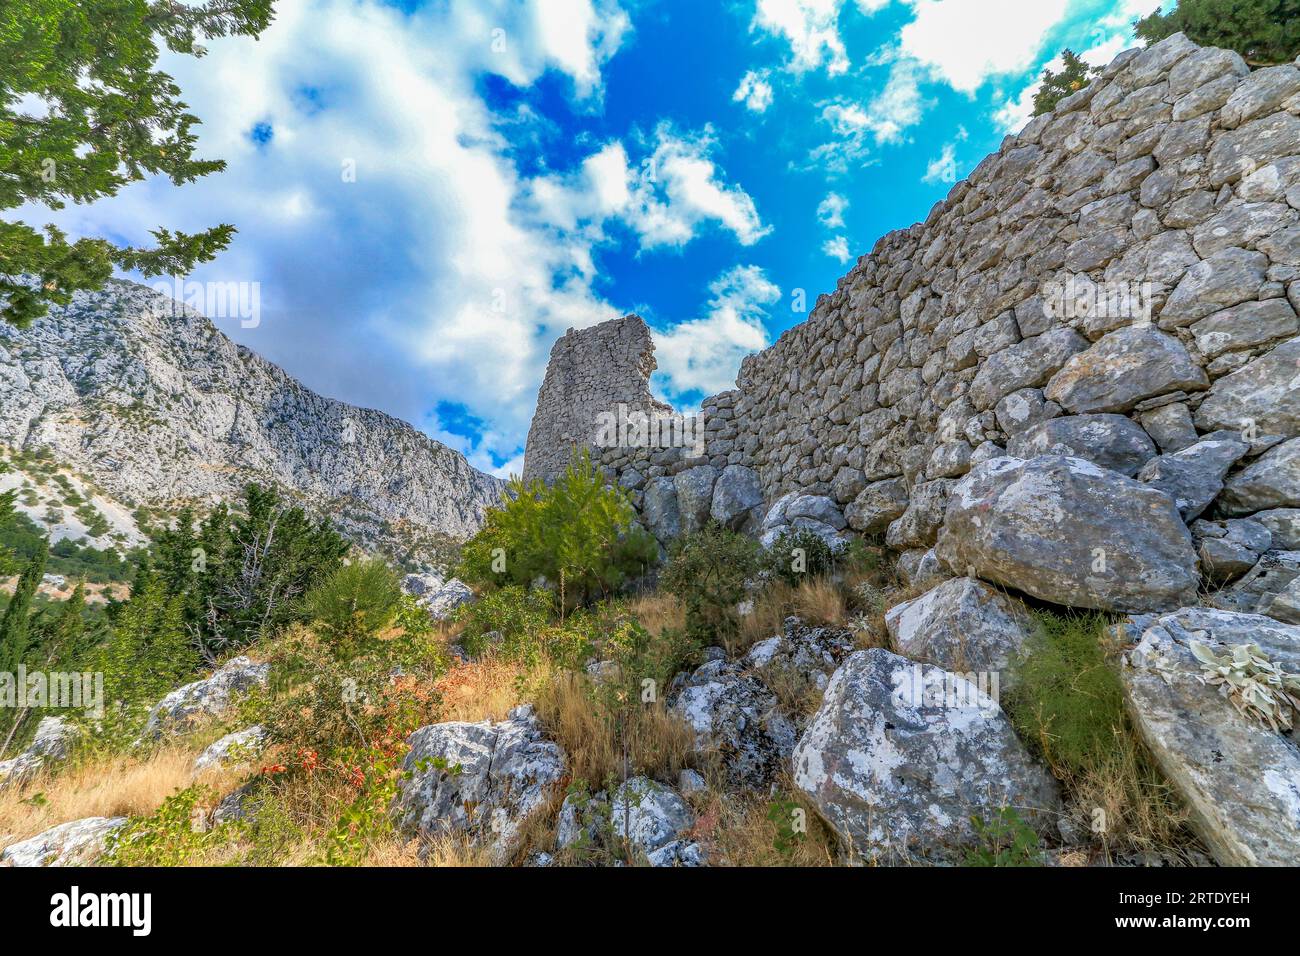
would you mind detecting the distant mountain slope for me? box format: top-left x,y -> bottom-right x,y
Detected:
0,279 -> 504,564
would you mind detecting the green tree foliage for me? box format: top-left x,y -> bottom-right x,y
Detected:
98,564 -> 196,709
1032,49 -> 1102,117
0,543 -> 46,675
659,522 -> 761,647
1136,0 -> 1300,65
0,462 -> 16,575
159,486 -> 348,657
457,450 -> 658,609
0,0 -> 275,327
304,558 -> 404,660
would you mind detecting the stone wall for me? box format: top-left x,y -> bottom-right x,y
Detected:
525,33 -> 1300,613
521,314 -> 671,483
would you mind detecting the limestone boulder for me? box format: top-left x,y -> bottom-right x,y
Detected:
1218,438 -> 1300,515
935,456 -> 1199,612
792,648 -> 1060,863
844,477 -> 909,534
393,705 -> 565,862
1,817 -> 126,867
709,464 -> 764,532
141,657 -> 270,740
1044,326 -> 1208,415
885,577 -> 1036,683
1121,608 -> 1300,865
1137,434 -> 1250,521
1006,413 -> 1156,477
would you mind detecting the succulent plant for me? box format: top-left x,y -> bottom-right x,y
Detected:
1190,640 -> 1300,733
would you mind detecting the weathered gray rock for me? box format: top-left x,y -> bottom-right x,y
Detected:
193,725 -> 268,773
885,478 -> 954,550
936,456 -> 1200,612
792,648 -> 1060,863
1195,337 -> 1300,438
1191,202 -> 1298,258
669,659 -> 797,790
1222,550 -> 1300,624
709,464 -> 764,532
1189,299 -> 1298,358
1161,248 -> 1270,325
1138,402 -> 1199,453
141,657 -> 270,740
1192,518 -> 1273,583
968,328 -> 1090,411
844,477 -> 909,534
784,494 -> 847,530
1253,509 -> 1300,550
0,716 -> 78,788
1,817 -> 127,867
895,547 -> 949,591
885,577 -> 1036,682
418,578 -> 474,621
1006,414 -> 1156,477
674,465 -> 718,535
555,776 -> 701,866
1207,112 -> 1300,187
1122,608 -> 1300,865
643,476 -> 682,542
1045,326 -> 1208,414
744,617 -> 857,693
993,387 -> 1062,437
1137,435 -> 1250,520
1219,438 -> 1300,514
393,705 -> 565,861
1219,65 -> 1300,129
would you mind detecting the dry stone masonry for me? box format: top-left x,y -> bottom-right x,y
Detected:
519,34 -> 1300,865
525,32 -> 1300,621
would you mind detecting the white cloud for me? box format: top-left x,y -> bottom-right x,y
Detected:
17,0 -> 645,472
752,0 -> 850,75
734,69 -> 775,112
652,265 -> 779,396
529,123 -> 771,250
810,58 -> 927,170
823,235 -> 852,263
922,142 -> 958,184
817,192 -> 849,228
898,0 -> 1071,94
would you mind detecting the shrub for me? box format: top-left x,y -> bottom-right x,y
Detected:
660,522 -> 762,650
456,449 -> 658,609
304,558 -> 405,660
1136,0 -> 1299,66
1005,610 -> 1193,856
453,585 -> 556,660
763,527 -> 840,588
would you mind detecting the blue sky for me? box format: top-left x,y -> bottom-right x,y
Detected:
23,0 -> 1164,476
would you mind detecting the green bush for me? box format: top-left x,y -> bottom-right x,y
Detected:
660,522 -> 761,648
304,558 -> 405,660
456,449 -> 658,609
763,527 -> 841,588
453,584 -> 555,660
1005,610 -> 1122,776
1136,0 -> 1299,66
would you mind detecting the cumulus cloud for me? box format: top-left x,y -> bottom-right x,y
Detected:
822,235 -> 852,263
751,0 -> 850,75
11,1 -> 767,476
809,58 -> 927,170
817,192 -> 849,228
734,69 -> 776,113
898,0 -> 1071,94
922,142 -> 958,184
651,265 -> 779,397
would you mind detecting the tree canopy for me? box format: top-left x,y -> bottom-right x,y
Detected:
1136,0 -> 1300,66
1031,49 -> 1103,117
0,0 -> 274,327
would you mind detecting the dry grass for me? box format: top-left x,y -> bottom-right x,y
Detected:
739,576 -> 851,652
0,745 -> 242,848
691,777 -> 838,867
432,656 -> 535,723
626,591 -> 685,638
534,671 -> 695,788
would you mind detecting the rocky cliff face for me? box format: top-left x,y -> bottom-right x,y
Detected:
0,280 -> 504,559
